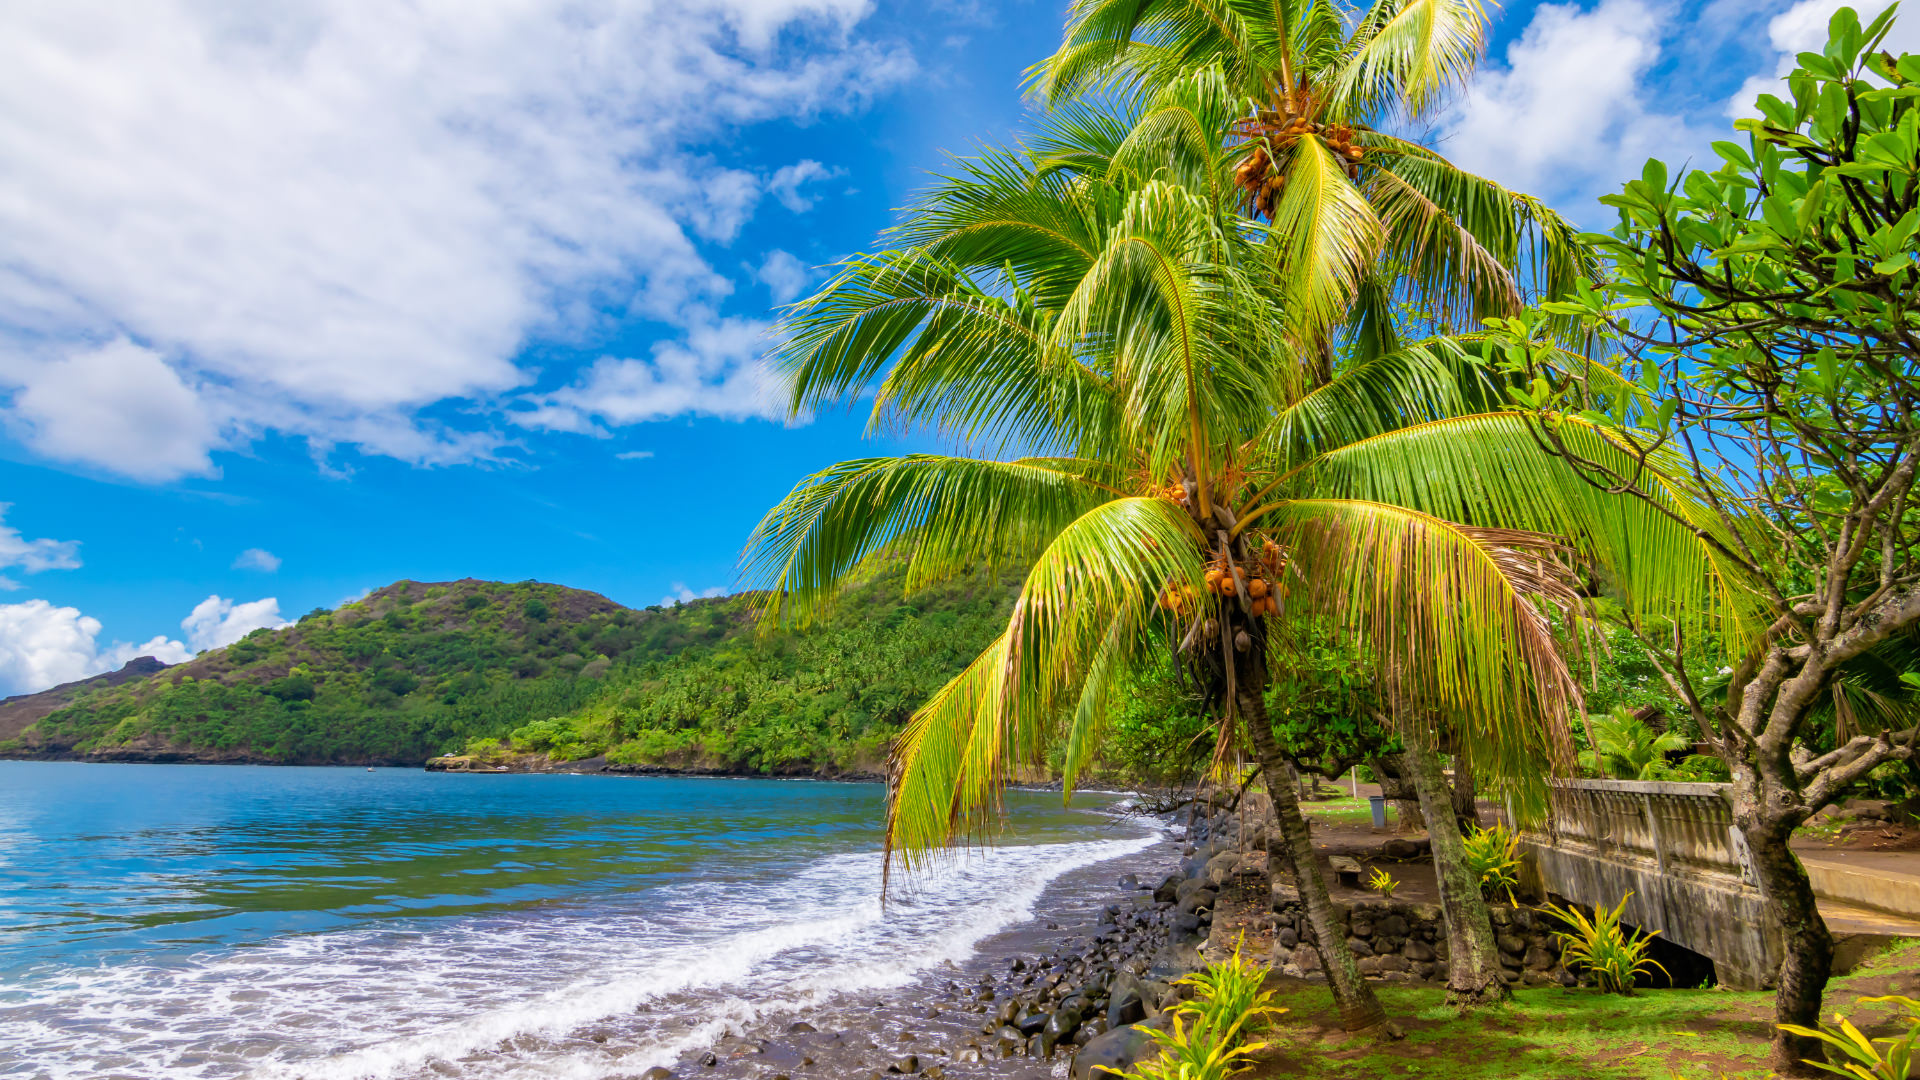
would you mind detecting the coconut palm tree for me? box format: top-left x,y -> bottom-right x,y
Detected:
1030,0 -> 1587,370
744,115 -> 1748,1027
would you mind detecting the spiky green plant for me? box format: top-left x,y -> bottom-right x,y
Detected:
1102,1009 -> 1270,1080
1173,935 -> 1287,1039
1779,995 -> 1920,1080
1364,866 -> 1398,899
1460,823 -> 1521,901
1542,892 -> 1670,995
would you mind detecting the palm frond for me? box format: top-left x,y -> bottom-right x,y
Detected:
744,455 -> 1119,628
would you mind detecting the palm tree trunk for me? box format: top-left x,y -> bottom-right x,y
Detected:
1450,757 -> 1483,833
1237,653 -> 1387,1032
1402,745 -> 1511,1005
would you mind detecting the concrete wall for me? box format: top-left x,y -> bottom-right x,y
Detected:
1519,779 -> 1783,990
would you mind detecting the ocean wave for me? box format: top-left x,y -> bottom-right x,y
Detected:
1,831 -> 1160,1080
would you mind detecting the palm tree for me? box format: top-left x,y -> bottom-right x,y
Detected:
1587,708 -> 1690,781
745,115 -> 1744,1026
1030,0 -> 1588,374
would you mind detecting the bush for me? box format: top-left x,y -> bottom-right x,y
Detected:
1462,823 -> 1522,901
1778,993 -> 1920,1079
1543,892 -> 1670,994
1113,938 -> 1284,1080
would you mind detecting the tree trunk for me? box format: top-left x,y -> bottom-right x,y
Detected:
1239,664 -> 1387,1032
1371,756 -> 1425,831
1733,772 -> 1834,1076
1450,757 -> 1483,834
1402,745 -> 1511,1005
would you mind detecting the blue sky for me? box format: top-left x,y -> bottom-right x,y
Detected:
0,0 -> 1903,694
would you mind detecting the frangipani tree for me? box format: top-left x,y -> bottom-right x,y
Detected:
746,116 -> 1746,1024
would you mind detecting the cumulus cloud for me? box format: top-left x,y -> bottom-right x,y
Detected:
767,160 -> 840,212
1441,0 -> 1714,220
0,1 -> 910,481
757,250 -> 813,304
5,339 -> 221,481
1730,0 -> 1920,117
519,315 -> 785,431
0,505 -> 81,589
232,548 -> 282,573
181,595 -> 289,652
662,583 -> 728,606
0,600 -> 190,697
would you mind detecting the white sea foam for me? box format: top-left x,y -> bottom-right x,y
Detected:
1,832 -> 1159,1080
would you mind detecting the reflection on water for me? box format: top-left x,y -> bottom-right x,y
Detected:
0,761 -> 1151,1080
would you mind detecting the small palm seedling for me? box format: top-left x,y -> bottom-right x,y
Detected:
1462,823 -> 1523,901
1365,866 -> 1399,900
1542,892 -> 1670,994
1778,994 -> 1920,1079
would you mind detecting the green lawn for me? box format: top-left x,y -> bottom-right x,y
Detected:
1244,940 -> 1920,1079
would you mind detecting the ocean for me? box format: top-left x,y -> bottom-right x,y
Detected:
0,761 -> 1163,1080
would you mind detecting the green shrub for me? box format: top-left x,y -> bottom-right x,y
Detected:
1778,994 -> 1920,1079
1109,939 -> 1283,1080
1542,892 -> 1670,994
1461,823 -> 1522,901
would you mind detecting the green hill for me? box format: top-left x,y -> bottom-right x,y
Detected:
0,569 -> 1020,771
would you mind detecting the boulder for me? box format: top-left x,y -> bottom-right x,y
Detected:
1070,1024 -> 1157,1080
887,1056 -> 920,1074
786,1022 -> 817,1034
1106,978 -> 1146,1028
1041,1006 -> 1085,1054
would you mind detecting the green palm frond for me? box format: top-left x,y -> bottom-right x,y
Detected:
1265,135 -> 1384,343
883,496 -> 1204,867
1292,411 -> 1769,653
1334,0 -> 1491,122
1267,498 -> 1581,787
745,455 -> 1119,628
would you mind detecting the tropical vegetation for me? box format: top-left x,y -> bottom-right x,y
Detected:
746,0 -> 1742,1034
1492,7 -> 1920,1069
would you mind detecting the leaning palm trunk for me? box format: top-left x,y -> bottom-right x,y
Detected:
1402,742 -> 1509,1005
1239,652 -> 1385,1031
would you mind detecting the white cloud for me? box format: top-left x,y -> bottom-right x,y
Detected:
0,599 -> 190,697
0,1 -> 910,481
6,339 -> 221,481
1441,0 -> 1714,220
0,504 -> 81,579
767,160 -> 840,212
616,450 -> 656,460
662,582 -> 728,606
181,595 -> 288,652
757,249 -> 813,304
519,315 -> 785,431
232,548 -> 282,573
1730,0 -> 1920,117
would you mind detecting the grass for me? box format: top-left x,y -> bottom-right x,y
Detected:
1239,940 -> 1920,1078
1297,792 -> 1389,828
1250,981 -> 1773,1079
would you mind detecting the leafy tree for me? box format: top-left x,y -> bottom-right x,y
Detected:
1492,8 -> 1920,1070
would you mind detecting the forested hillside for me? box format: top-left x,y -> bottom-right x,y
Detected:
0,568 -> 1021,770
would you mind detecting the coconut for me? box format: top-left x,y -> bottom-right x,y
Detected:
1248,578 -> 1269,599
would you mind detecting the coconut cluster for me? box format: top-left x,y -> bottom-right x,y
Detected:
1232,114 -> 1368,218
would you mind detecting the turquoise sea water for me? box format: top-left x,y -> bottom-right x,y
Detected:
0,762 -> 1157,1080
